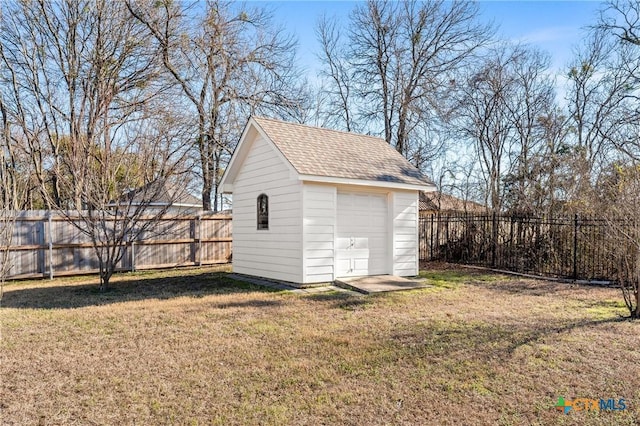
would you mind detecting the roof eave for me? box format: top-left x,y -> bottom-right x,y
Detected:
105,202 -> 202,208
219,182 -> 234,194
298,174 -> 437,192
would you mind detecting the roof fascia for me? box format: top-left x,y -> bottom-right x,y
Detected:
298,174 -> 437,192
218,118 -> 256,193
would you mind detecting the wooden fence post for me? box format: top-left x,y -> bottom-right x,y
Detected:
131,234 -> 136,272
197,214 -> 203,267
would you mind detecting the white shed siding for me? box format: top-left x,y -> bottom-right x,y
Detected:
392,191 -> 419,276
232,135 -> 303,283
302,183 -> 336,283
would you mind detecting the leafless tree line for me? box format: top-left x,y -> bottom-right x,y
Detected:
5,0 -> 636,218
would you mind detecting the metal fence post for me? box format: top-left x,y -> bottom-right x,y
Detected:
573,214 -> 579,280
430,213 -> 434,260
436,213 -> 441,259
492,211 -> 497,268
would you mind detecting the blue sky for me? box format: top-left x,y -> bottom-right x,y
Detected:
261,1 -> 604,78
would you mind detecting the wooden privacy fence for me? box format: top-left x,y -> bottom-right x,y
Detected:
420,212 -> 633,283
3,211 -> 232,279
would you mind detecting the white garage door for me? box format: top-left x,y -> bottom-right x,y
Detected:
336,191 -> 388,277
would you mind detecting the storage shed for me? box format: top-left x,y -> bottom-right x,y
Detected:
218,117 -> 436,284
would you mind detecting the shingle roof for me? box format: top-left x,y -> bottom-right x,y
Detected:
114,180 -> 201,207
252,117 -> 434,187
419,192 -> 485,212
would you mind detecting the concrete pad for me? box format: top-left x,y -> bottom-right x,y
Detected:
228,273 -> 360,296
227,273 -> 298,291
334,275 -> 431,294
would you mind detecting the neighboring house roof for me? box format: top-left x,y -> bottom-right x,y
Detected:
420,192 -> 485,212
220,116 -> 436,192
109,180 -> 202,208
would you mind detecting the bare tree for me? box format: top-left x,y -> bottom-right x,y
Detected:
565,29 -> 638,176
595,0 -> 640,162
596,163 -> 640,318
453,45 -> 516,211
318,0 -> 492,163
1,0 -> 192,291
452,43 -> 559,213
316,15 -> 358,132
126,0 -> 302,211
502,47 -> 556,214
533,109 -> 573,215
598,0 -> 640,46
586,0 -> 640,318
563,0 -> 640,200
0,90 -> 27,298
57,112 -> 192,291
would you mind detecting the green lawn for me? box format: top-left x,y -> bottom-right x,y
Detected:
1,265 -> 638,425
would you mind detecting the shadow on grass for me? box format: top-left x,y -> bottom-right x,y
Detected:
464,277 -> 617,297
1,272 -> 282,310
390,315 -> 630,365
302,291 -> 374,310
504,316 -> 630,354
466,279 -> 567,296
302,291 -> 353,302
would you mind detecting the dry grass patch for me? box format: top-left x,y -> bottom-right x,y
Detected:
1,265 -> 639,425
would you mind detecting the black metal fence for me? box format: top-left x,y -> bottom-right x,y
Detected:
419,213 -> 637,283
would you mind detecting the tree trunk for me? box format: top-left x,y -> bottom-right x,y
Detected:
396,112 -> 407,155
200,131 -> 214,211
98,258 -> 107,292
212,153 -> 221,213
202,179 -> 212,211
97,256 -> 113,293
99,265 -> 114,293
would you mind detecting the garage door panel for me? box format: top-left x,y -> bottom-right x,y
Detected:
353,258 -> 370,274
353,238 -> 368,249
336,237 -> 351,250
369,195 -> 387,209
337,192 -> 355,206
371,217 -> 386,228
336,191 -> 388,277
336,258 -> 351,274
354,194 -> 369,204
